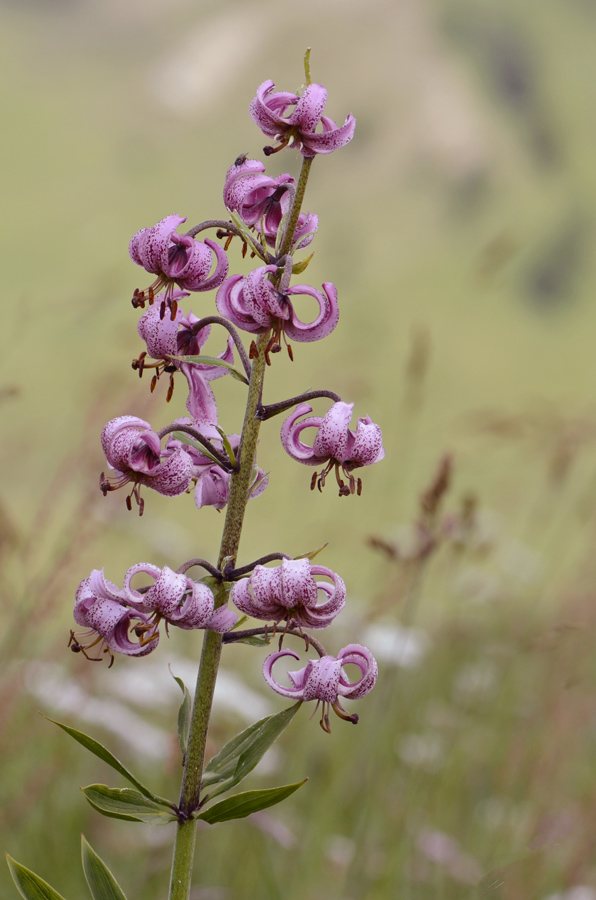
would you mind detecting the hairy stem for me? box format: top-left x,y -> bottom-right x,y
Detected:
168,155 -> 314,900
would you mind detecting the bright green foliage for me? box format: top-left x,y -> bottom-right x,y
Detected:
81,785 -> 177,825
170,671 -> 192,755
47,718 -> 173,809
81,837 -> 128,900
197,780 -> 307,824
6,856 -> 67,900
201,702 -> 302,800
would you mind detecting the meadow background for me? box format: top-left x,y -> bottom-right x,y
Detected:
3,0 -> 596,897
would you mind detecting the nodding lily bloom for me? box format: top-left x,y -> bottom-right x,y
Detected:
263,644 -> 378,732
216,266 -> 338,362
133,299 -> 234,416
223,158 -> 318,251
129,214 -> 228,310
122,563 -> 237,633
168,425 -> 268,511
100,416 -> 194,514
230,558 -> 345,630
71,569 -> 159,664
249,81 -> 356,158
281,401 -> 385,496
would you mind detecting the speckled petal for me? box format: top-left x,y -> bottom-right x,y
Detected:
301,656 -> 342,702
180,239 -> 229,292
122,562 -> 162,610
216,274 -> 267,335
337,644 -> 378,699
205,605 -> 238,633
350,417 -> 385,466
280,558 -> 318,610
194,466 -> 230,510
141,446 -> 194,497
300,114 -> 356,157
129,215 -> 186,274
137,298 -> 186,360
312,402 -> 354,462
289,83 -> 327,132
284,282 -> 339,343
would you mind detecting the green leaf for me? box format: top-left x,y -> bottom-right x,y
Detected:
232,634 -> 272,647
197,780 -> 307,824
214,426 -> 238,467
296,542 -> 329,562
81,837 -> 127,900
169,432 -> 221,465
45,717 -> 173,809
170,356 -> 248,385
291,251 -> 315,274
6,855 -> 67,900
169,669 -> 192,755
202,702 -> 301,798
81,785 -> 177,825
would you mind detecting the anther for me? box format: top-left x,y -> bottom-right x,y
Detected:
126,495 -> 132,511
159,300 -> 166,321
150,374 -> 158,393
148,286 -> 155,304
224,236 -> 233,251
166,375 -> 175,403
249,341 -> 259,360
310,471 -> 318,491
241,242 -> 247,258
170,300 -> 178,321
287,344 -> 294,362
357,478 -> 363,496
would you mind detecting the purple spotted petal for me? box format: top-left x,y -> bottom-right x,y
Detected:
337,644 -> 378,698
284,282 -> 339,343
262,649 -> 305,699
129,215 -> 187,274
312,402 -> 354,462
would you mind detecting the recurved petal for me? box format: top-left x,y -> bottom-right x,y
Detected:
172,580 -> 215,629
312,401 -> 353,462
142,565 -> 187,618
230,578 -> 264,619
110,612 -> 159,657
350,417 -> 385,466
289,83 -> 327,131
301,655 -> 342,702
194,466 -> 230,511
280,558 -> 318,610
122,562 -> 162,609
143,447 -> 194,497
205,605 -> 238,633
88,568 -> 125,602
101,416 -> 151,458
337,644 -> 378,698
137,301 -> 185,360
182,238 -> 229,292
263,649 -> 305,698
280,403 -> 323,465
130,215 -> 186,274
216,274 -> 266,335
284,282 -> 339,343
300,114 -> 356,157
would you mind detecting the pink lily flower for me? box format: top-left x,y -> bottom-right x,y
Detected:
263,644 -> 378,732
72,569 -> 159,664
250,81 -> 356,158
122,563 -> 237,632
216,265 -> 338,361
281,401 -> 385,496
129,214 -> 228,310
230,558 -> 345,630
100,416 -> 194,514
223,158 -> 317,251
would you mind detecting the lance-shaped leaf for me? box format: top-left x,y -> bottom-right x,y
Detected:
6,855 -> 67,900
45,718 -> 174,810
169,668 -> 192,755
296,542 -> 329,561
197,780 -> 307,824
81,837 -> 127,900
202,702 -> 301,799
81,785 -> 177,825
170,432 -> 221,465
170,355 -> 248,385
291,252 -> 315,275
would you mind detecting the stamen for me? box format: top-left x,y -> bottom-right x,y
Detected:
150,374 -> 158,393
310,471 -> 318,491
357,478 -> 363,496
170,299 -> 178,321
159,300 -> 166,321
166,374 -> 175,403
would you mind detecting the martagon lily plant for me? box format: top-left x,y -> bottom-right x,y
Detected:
6,53 -> 384,900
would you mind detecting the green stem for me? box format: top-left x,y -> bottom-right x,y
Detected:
277,156 -> 313,261
167,156 -> 314,900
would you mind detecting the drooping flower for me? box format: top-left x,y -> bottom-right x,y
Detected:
223,158 -> 318,251
250,81 -> 356,158
216,265 -> 338,361
281,401 -> 385,496
71,569 -> 159,663
100,416 -> 194,514
129,215 -> 228,310
263,644 -> 378,732
122,563 -> 237,632
134,298 -> 234,418
230,558 -> 345,629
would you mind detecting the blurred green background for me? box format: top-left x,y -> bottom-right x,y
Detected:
3,0 -> 596,897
